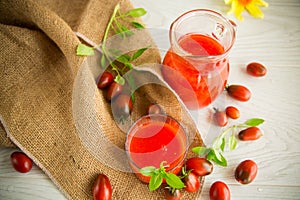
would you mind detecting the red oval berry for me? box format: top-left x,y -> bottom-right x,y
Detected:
92,173 -> 112,200
106,82 -> 123,101
164,188 -> 182,200
209,181 -> 230,200
213,109 -> 228,127
10,151 -> 33,173
226,84 -> 251,102
185,157 -> 213,176
246,62 -> 267,77
146,103 -> 164,115
238,126 -> 262,141
97,72 -> 114,89
235,160 -> 258,184
183,172 -> 200,193
225,106 -> 240,119
112,94 -> 133,118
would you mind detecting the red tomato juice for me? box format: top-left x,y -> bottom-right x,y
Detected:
126,115 -> 187,183
162,33 -> 229,109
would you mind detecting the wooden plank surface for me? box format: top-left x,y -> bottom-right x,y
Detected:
1,0 -> 300,199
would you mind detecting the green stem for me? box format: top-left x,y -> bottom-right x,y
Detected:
115,15 -> 132,23
220,126 -> 235,138
116,9 -> 126,20
113,18 -> 126,38
102,3 -> 120,44
111,62 -> 121,76
100,3 -> 120,69
111,23 -> 118,33
233,126 -> 237,136
235,124 -> 251,130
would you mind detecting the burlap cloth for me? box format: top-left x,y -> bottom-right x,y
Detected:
0,0 -> 205,199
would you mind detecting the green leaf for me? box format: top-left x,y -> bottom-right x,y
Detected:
131,93 -> 135,104
132,21 -> 145,29
131,47 -> 148,61
120,25 -> 134,36
114,75 -> 125,85
207,149 -> 227,167
139,166 -> 156,176
76,43 -> 94,56
149,173 -> 163,191
215,151 -> 227,167
245,118 -> 265,127
164,173 -> 185,189
101,54 -> 107,68
206,149 -> 214,160
108,48 -> 121,54
220,138 -> 226,152
212,136 -> 224,149
124,30 -> 134,37
119,25 -> 129,32
127,31 -> 135,36
229,135 -> 237,150
125,8 -> 147,17
213,149 -> 223,161
192,146 -> 210,156
124,62 -> 133,69
116,54 -> 130,63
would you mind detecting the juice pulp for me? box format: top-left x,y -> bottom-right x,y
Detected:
126,115 -> 187,183
162,33 -> 229,109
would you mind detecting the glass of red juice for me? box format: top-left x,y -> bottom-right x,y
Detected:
125,114 -> 187,183
162,9 -> 236,109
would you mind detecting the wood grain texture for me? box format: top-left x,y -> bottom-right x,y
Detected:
1,0 -> 300,199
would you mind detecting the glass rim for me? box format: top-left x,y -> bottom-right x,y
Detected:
125,114 -> 188,172
169,8 -> 237,60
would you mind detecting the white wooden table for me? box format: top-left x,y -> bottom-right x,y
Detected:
1,0 -> 299,199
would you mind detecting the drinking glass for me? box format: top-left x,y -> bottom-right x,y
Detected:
125,114 -> 187,183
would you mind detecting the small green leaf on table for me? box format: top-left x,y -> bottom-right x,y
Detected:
125,8 -> 147,17
76,43 -> 94,56
244,118 -> 265,127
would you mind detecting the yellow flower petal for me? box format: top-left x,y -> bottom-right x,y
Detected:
254,0 -> 269,7
225,0 -> 268,20
224,0 -> 233,5
227,0 -> 236,14
234,1 -> 246,21
227,0 -> 238,13
246,4 -> 264,18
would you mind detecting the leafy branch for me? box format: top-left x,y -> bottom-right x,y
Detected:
76,3 -> 148,85
139,161 -> 185,192
192,118 -> 264,167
